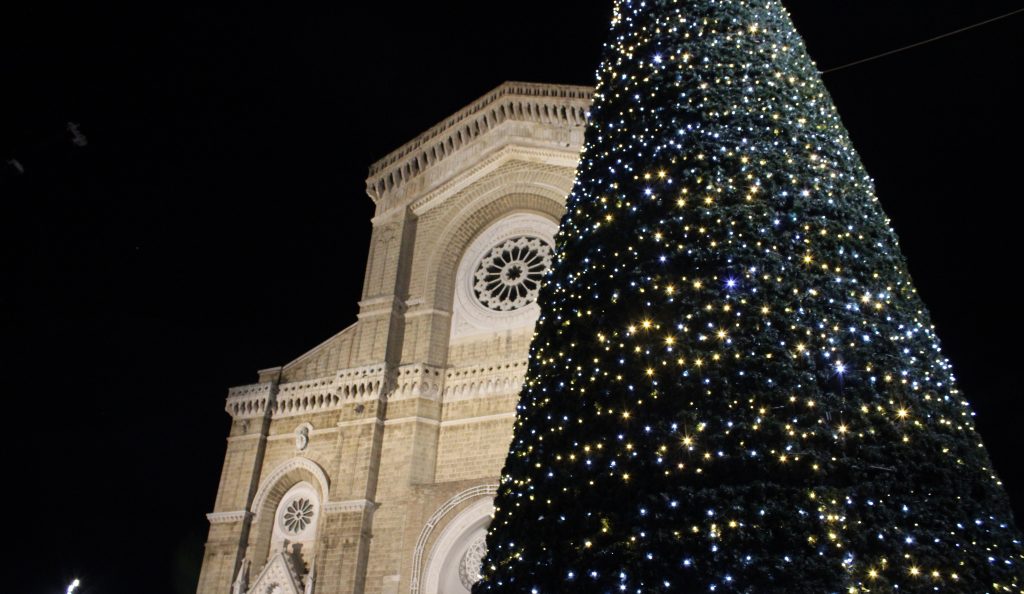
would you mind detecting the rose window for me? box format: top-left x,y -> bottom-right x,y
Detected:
282,498 -> 315,533
473,236 -> 553,311
458,534 -> 488,589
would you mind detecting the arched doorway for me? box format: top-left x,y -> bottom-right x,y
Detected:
422,496 -> 494,594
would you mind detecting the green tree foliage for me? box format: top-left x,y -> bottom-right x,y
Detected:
475,1 -> 1023,592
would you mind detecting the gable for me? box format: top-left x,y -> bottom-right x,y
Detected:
247,552 -> 304,594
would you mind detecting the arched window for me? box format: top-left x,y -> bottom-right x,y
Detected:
269,482 -> 320,574
450,212 -> 558,341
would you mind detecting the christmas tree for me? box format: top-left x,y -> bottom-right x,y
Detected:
475,1 -> 1023,592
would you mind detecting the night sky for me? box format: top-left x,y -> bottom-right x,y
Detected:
3,2 -> 1022,593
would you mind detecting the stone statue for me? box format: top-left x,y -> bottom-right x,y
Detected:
232,559 -> 250,594
295,426 -> 309,451
304,562 -> 316,594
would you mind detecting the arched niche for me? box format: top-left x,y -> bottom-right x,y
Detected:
247,458 -> 330,570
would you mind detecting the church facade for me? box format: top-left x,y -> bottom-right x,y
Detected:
196,82 -> 592,594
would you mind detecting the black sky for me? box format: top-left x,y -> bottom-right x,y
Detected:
3,2 -> 1022,593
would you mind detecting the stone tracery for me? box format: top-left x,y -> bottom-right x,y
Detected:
457,533 -> 488,589
472,236 -> 552,311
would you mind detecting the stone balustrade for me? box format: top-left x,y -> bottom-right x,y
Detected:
225,360 -> 527,419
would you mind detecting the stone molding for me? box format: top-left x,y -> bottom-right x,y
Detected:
404,307 -> 453,319
337,418 -> 384,429
356,295 -> 407,318
323,499 -> 378,515
250,458 -> 331,519
365,82 -> 591,205
206,510 -> 252,524
379,411 -> 516,428
439,412 -> 516,428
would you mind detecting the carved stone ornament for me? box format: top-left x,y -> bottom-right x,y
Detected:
473,236 -> 553,311
232,559 -> 250,594
244,552 -> 303,594
304,563 -> 316,594
295,426 -> 309,451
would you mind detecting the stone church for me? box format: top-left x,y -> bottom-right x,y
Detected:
196,82 -> 592,594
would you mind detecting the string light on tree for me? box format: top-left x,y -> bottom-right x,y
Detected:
474,1 -> 1023,593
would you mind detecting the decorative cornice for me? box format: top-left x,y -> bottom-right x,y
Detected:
403,306 -> 452,319
357,295 -> 405,311
365,81 -> 592,206
324,499 -> 378,514
338,418 -> 384,428
206,510 -> 252,524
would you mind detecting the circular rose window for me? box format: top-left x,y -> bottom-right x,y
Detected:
472,236 -> 553,311
282,497 -> 315,534
458,533 -> 488,589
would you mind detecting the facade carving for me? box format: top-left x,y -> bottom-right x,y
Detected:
196,81 -> 591,594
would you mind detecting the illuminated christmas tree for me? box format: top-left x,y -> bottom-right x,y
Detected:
475,1 -> 1023,592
